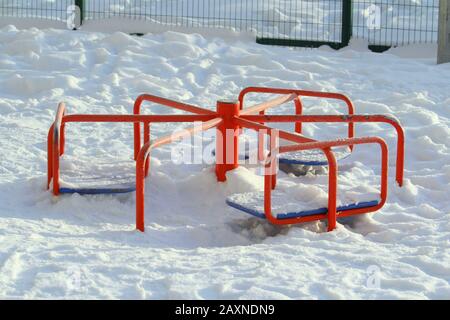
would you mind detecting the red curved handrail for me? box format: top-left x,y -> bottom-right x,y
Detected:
238,86 -> 355,151
234,115 -> 321,189
62,114 -> 216,123
133,94 -> 216,160
47,102 -> 217,196
240,94 -> 298,116
135,117 -> 223,231
238,87 -> 355,117
240,114 -> 405,186
263,136 -> 388,231
234,116 -> 339,230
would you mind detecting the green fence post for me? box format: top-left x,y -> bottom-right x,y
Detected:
75,0 -> 84,26
341,0 -> 353,48
438,0 -> 450,64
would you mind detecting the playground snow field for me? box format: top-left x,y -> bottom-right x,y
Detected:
0,25 -> 449,299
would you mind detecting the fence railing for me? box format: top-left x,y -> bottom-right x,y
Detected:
0,0 -> 440,50
0,0 -> 73,22
353,0 -> 439,46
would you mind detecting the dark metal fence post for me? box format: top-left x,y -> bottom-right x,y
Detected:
438,0 -> 450,64
341,0 -> 353,48
75,0 -> 84,26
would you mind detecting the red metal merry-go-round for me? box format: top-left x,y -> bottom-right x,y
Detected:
47,87 -> 405,232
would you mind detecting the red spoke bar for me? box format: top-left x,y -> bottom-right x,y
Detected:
133,94 -> 216,160
48,101 -> 217,196
240,114 -> 404,186
136,117 -> 223,232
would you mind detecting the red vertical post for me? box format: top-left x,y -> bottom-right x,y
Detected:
324,148 -> 338,231
60,123 -> 66,155
144,122 -> 150,176
269,129 -> 279,190
294,96 -> 303,134
47,124 -> 54,189
216,100 -> 240,182
136,152 -> 146,232
52,127 -> 60,196
258,111 -> 266,161
133,96 -> 143,161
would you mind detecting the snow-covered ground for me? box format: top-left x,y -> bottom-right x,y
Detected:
0,25 -> 449,299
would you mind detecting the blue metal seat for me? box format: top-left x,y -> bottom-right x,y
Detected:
279,147 -> 352,166
59,185 -> 135,195
59,161 -> 136,195
226,191 -> 379,220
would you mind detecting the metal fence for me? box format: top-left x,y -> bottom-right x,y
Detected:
0,0 -> 73,21
0,0 -> 441,49
353,0 -> 439,46
80,0 -> 348,47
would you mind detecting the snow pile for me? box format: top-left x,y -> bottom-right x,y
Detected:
0,25 -> 449,299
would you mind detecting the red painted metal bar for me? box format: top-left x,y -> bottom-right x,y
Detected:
240,114 -> 405,186
48,110 -> 217,196
294,96 -> 303,134
63,114 -> 216,123
60,123 -> 66,155
47,102 -> 66,195
235,117 -> 316,144
236,116 -> 390,231
47,123 -> 54,190
240,94 -> 297,116
238,87 -> 355,118
64,114 -> 216,178
255,97 -> 301,161
258,110 -> 266,161
264,136 -> 388,231
234,117 -> 339,230
136,117 -> 223,232
268,129 -> 279,190
133,94 -> 216,160
238,86 -> 355,148
144,123 -> 151,176
266,147 -> 338,231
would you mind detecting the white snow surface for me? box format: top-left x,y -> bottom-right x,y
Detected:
0,25 -> 449,299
